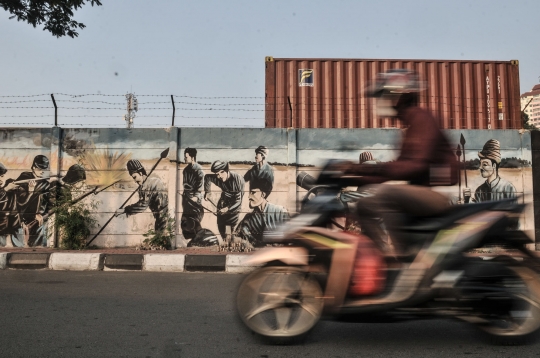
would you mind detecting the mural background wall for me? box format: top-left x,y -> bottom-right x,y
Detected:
0,127 -> 533,248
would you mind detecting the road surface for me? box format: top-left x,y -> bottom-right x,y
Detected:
0,270 -> 538,357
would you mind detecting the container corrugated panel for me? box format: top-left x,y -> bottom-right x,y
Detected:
265,58 -> 521,129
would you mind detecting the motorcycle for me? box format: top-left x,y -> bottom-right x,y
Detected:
236,162 -> 540,345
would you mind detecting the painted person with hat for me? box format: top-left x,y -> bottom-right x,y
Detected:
15,154 -> 52,247
244,146 -> 274,197
359,151 -> 376,165
56,164 -> 87,202
0,163 -> 21,246
471,139 -> 517,202
115,160 -> 169,233
235,177 -> 289,248
181,148 -> 204,240
204,160 -> 245,240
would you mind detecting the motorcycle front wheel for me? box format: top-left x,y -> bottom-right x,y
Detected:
236,266 -> 324,344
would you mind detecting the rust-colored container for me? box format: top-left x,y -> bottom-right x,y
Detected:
265,57 -> 521,129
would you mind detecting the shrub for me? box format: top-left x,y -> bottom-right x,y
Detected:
51,185 -> 98,250
139,216 -> 175,250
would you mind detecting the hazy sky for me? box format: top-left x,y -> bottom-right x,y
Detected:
1,0 -> 538,128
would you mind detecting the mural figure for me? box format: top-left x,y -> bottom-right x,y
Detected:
465,139 -> 517,203
181,148 -> 204,240
244,146 -> 274,197
15,155 -> 51,247
235,178 -> 289,247
115,159 -> 169,232
204,160 -> 245,239
57,164 -> 87,202
359,151 -> 376,164
0,163 -> 20,246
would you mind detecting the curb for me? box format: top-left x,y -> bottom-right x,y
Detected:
49,253 -> 103,271
0,252 -> 258,273
143,254 -> 185,272
226,254 -> 260,273
8,253 -> 50,270
185,255 -> 226,272
0,252 -> 7,270
104,254 -> 144,271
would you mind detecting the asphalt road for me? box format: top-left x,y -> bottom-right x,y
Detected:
1,270 -> 539,358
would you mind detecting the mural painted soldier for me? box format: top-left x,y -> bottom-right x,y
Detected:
15,155 -> 52,247
359,151 -> 376,164
235,178 -> 289,247
0,163 -> 20,246
204,160 -> 245,239
55,164 -> 87,203
181,148 -> 204,240
468,139 -> 517,202
244,146 -> 274,197
115,160 -> 169,232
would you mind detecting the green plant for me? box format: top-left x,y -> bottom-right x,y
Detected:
140,216 -> 175,250
51,185 -> 98,250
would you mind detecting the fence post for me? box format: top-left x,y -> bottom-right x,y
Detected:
171,95 -> 176,127
50,94 -> 57,126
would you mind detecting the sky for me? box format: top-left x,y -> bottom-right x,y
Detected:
0,0 -> 539,128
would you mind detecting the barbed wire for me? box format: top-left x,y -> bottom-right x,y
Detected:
0,93 -> 528,101
0,122 -> 262,127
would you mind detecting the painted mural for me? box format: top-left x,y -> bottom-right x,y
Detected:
0,127 -> 534,249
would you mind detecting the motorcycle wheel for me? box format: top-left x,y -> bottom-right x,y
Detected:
236,266 -> 324,344
474,264 -> 540,345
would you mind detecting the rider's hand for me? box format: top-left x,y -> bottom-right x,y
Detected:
114,208 -> 125,217
218,207 -> 229,215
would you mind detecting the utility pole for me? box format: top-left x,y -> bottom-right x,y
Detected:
123,93 -> 138,128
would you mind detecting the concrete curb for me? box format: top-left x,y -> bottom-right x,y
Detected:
185,255 -> 226,272
8,253 -> 50,269
49,253 -> 103,271
226,254 -> 261,273
103,254 -> 144,271
0,252 -> 258,273
0,252 -> 7,270
143,254 -> 185,272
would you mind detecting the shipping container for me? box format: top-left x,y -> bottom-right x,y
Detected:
265,57 -> 521,129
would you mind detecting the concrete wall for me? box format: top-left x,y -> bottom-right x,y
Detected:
0,127 -> 533,248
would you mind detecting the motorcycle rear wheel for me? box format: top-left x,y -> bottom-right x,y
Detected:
474,264 -> 540,345
236,266 -> 324,344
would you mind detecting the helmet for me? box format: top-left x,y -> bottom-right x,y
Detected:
365,69 -> 425,117
63,164 -> 86,185
365,69 -> 425,97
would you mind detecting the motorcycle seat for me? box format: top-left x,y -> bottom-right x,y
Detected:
401,200 -> 506,232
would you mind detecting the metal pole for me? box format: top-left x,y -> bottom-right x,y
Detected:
171,95 -> 176,127
51,94 -> 57,126
287,96 -> 293,128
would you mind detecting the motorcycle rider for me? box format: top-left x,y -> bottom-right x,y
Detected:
341,69 -> 458,254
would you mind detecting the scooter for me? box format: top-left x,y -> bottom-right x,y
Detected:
236,163 -> 540,345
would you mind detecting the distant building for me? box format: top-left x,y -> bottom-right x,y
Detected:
521,84 -> 540,127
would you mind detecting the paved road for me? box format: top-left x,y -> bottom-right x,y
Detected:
1,270 -> 539,357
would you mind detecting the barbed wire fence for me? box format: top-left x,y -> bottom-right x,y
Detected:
0,93 -> 524,129
0,93 -> 267,128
